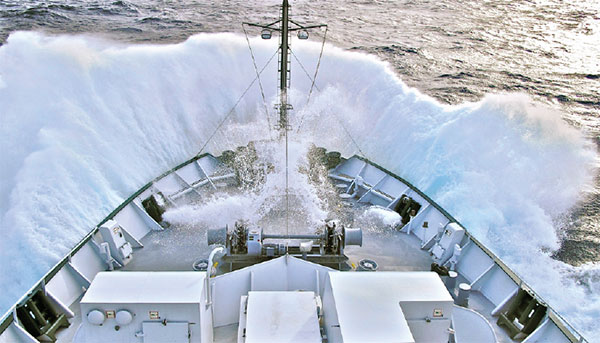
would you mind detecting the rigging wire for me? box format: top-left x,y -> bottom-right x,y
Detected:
330,111 -> 369,159
285,118 -> 289,241
286,30 -> 367,159
293,27 -> 328,133
290,49 -> 320,93
243,23 -> 273,138
196,50 -> 279,157
290,55 -> 369,159
307,26 -> 327,105
282,13 -> 291,241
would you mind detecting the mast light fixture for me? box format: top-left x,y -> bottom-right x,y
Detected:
297,29 -> 309,40
261,29 -> 272,39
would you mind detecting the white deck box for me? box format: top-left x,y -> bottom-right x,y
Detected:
78,271 -> 209,343
322,271 -> 453,343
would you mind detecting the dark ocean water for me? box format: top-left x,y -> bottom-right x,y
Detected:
1,0 -> 598,265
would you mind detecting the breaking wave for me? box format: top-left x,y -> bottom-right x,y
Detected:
0,32 -> 597,339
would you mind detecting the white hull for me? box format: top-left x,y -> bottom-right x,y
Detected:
0,153 -> 585,343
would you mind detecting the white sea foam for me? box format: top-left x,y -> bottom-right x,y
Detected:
163,139 -> 328,233
0,31 -> 597,339
360,206 -> 402,229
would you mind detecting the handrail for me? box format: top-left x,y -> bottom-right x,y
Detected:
0,152 -> 212,336
351,155 -> 587,343
0,152 -> 588,342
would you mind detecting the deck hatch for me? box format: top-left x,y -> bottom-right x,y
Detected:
244,291 -> 321,343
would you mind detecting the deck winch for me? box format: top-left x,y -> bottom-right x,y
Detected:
207,220 -> 362,270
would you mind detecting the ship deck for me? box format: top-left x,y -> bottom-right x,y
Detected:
3,152 -> 580,343
79,153 -> 516,343
122,220 -> 434,273
103,216 -> 514,343
115,192 -> 513,342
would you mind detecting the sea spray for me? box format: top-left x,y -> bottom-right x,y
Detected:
0,31 -> 274,313
163,140 -> 328,231
0,31 -> 597,339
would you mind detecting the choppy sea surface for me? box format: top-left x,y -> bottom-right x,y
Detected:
0,0 -> 599,340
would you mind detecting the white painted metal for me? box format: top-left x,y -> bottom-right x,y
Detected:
476,265 -> 520,306
452,305 -> 496,343
78,272 -> 207,343
324,271 -> 452,343
403,203 -> 431,236
244,291 -> 321,343
0,154 -> 582,343
142,321 -> 190,343
206,246 -> 226,307
377,176 -> 407,200
119,225 -> 145,248
46,266 -> 87,310
176,161 -> 207,187
46,290 -> 75,319
154,173 -> 188,196
414,208 -> 450,244
131,199 -> 164,231
237,296 -> 248,343
69,241 -> 109,281
113,201 -> 159,239
210,257 -> 335,328
195,160 -> 217,190
173,170 -> 202,197
81,271 -> 205,304
523,318 -> 571,343
455,242 -> 495,284
332,158 -> 364,179
491,288 -> 519,316
66,262 -> 91,288
430,223 -> 465,265
98,220 -> 133,266
360,163 -> 387,186
357,174 -> 387,203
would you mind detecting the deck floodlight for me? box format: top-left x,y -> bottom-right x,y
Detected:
261,29 -> 272,39
297,29 -> 309,40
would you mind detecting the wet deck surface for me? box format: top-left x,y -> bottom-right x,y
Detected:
123,224 -> 208,272
468,291 -> 514,343
213,324 -> 238,343
88,169 -> 514,342
117,210 -> 513,343
122,223 -> 433,273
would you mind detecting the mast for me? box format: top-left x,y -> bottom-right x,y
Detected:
243,0 -> 326,236
244,0 -> 325,131
279,0 -> 291,131
279,0 -> 291,238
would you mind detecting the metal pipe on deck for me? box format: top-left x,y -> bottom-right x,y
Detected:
262,234 -> 322,240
